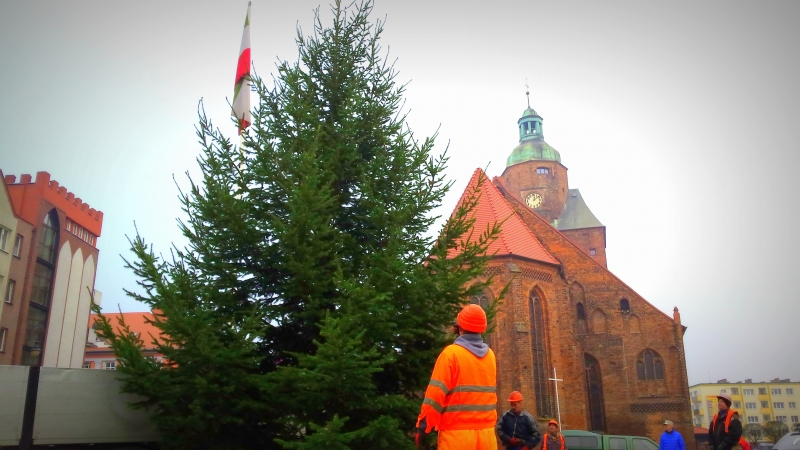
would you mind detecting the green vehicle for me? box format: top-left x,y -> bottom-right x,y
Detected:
562,430 -> 660,450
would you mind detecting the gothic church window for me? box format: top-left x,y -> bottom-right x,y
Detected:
620,298 -> 630,312
529,291 -> 553,417
470,292 -> 493,348
577,303 -> 586,321
585,354 -> 607,432
636,349 -> 665,381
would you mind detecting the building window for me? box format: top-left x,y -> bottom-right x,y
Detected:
762,401 -> 770,408
721,389 -> 728,394
776,416 -> 787,423
748,416 -> 759,423
787,388 -> 794,395
732,388 -> 740,395
772,389 -> 782,395
577,302 -> 586,321
789,402 -> 796,408
759,388 -> 767,395
0,327 -> 7,352
734,401 -> 742,408
103,361 -> 116,370
4,279 -> 14,304
590,248 -> 597,256
775,402 -> 785,408
763,415 -> 771,422
792,415 -> 799,423
82,362 -> 91,369
529,292 -> 553,417
536,167 -> 550,175
13,235 -> 22,257
636,349 -> 665,380
620,299 -> 630,312
469,292 -> 493,348
746,402 -> 757,409
745,389 -> 755,395
585,354 -> 607,432
0,227 -> 9,252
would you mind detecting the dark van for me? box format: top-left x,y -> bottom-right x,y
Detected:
562,430 -> 660,450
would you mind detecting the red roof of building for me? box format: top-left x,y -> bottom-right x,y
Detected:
694,426 -> 709,435
86,312 -> 163,352
448,169 -> 559,265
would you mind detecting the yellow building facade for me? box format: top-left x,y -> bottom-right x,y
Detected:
690,379 -> 800,429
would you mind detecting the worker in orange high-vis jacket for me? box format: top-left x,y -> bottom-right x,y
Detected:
709,393 -> 742,450
416,304 -> 498,450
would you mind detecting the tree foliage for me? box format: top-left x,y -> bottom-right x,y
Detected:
93,1 -> 501,449
762,421 -> 789,443
742,423 -> 763,444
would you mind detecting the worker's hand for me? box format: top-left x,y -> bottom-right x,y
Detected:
509,437 -> 521,446
415,431 -> 426,450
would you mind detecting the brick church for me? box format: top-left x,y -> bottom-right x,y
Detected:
454,99 -> 694,444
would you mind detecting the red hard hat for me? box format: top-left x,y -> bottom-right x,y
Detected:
457,304 -> 488,333
549,420 -> 559,427
508,391 -> 523,402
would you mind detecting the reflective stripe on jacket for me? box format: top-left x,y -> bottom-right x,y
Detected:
417,343 -> 497,432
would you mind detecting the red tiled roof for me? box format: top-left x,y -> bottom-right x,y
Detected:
448,169 -> 559,265
86,312 -> 163,351
694,426 -> 709,435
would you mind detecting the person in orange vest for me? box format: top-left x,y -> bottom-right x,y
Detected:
495,391 -> 542,450
709,393 -> 743,450
415,304 -> 498,450
544,420 -> 567,450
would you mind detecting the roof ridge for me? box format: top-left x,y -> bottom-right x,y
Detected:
493,179 -> 673,322
482,176 -> 513,256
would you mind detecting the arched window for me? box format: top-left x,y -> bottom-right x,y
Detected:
577,303 -> 586,321
529,292 -> 552,417
620,298 -> 630,312
636,349 -> 665,380
585,354 -> 607,432
536,167 -> 550,175
470,292 -> 493,348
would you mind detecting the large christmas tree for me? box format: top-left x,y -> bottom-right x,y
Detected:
94,2 -> 499,448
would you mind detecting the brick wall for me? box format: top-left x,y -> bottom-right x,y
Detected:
476,181 -> 694,447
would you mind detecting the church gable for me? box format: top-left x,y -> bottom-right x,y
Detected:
448,168 -> 559,266
491,178 -> 692,441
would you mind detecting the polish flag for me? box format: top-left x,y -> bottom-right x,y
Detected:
232,2 -> 251,134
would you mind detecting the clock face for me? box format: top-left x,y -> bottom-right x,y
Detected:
525,193 -> 543,209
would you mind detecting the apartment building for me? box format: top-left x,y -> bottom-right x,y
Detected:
690,379 -> 800,428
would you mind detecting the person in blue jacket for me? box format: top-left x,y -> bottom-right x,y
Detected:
660,420 -> 686,450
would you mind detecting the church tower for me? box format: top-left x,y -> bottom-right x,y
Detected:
500,95 -> 608,267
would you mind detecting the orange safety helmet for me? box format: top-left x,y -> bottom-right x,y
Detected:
457,304 -> 487,333
508,391 -> 523,402
549,420 -> 559,427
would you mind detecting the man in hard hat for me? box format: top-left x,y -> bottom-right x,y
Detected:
416,304 -> 498,450
544,420 -> 566,450
709,393 -> 743,450
659,420 -> 686,450
495,391 -> 542,450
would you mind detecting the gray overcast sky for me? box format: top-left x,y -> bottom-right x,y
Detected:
1,1 -> 798,386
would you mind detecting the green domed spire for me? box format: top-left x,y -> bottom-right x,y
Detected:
506,94 -> 561,166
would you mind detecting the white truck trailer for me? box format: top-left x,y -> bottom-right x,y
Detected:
0,365 -> 159,449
